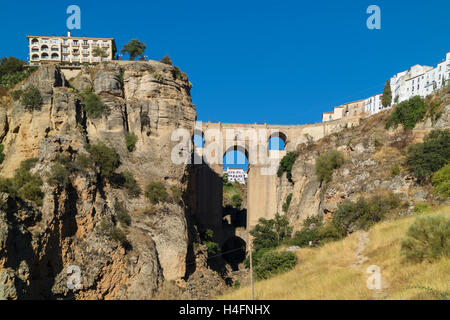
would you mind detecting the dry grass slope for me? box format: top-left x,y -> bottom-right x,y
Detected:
219,206 -> 450,300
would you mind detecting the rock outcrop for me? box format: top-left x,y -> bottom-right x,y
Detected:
0,61 -> 196,299
278,90 -> 450,231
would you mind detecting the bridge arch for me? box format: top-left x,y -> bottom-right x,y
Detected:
268,131 -> 288,151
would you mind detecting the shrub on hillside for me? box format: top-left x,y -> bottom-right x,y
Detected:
172,66 -> 182,80
332,192 -> 401,234
170,186 -> 183,204
0,158 -> 43,205
82,90 -> 107,118
391,165 -> 400,177
277,152 -> 296,182
253,250 -> 297,280
160,55 -> 173,65
145,181 -> 169,204
47,163 -> 70,187
125,132 -> 138,152
115,202 -> 131,226
315,150 -> 344,183
385,96 -> 427,130
232,194 -> 243,210
400,215 -> 450,263
432,163 -> 450,198
110,227 -> 129,248
290,215 -> 343,248
122,171 -> 141,197
21,85 -> 43,111
87,142 -> 121,181
0,144 -> 4,164
201,229 -> 221,256
282,193 -> 293,213
0,57 -> 37,89
406,129 -> 450,182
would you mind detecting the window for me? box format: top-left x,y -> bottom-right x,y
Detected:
83,40 -> 88,45
73,40 -> 78,46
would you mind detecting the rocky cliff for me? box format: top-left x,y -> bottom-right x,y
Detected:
0,61 -> 197,299
278,89 -> 450,231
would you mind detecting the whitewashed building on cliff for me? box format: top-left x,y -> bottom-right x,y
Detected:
322,51 -> 450,122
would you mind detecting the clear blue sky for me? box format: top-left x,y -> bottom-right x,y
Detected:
1,0 -> 449,126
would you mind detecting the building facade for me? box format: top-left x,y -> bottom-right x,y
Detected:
323,51 -> 450,122
224,168 -> 248,185
390,52 -> 450,105
27,31 -> 116,67
364,93 -> 383,116
322,99 -> 365,122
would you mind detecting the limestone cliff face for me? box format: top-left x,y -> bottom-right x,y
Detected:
0,61 -> 196,299
278,91 -> 450,231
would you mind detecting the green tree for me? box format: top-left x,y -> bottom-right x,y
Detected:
92,47 -> 108,60
250,213 -> 292,251
21,85 -> 43,111
406,129 -> 450,182
385,96 -> 427,130
87,142 -> 121,181
121,39 -> 146,61
0,57 -> 37,89
382,80 -> 392,108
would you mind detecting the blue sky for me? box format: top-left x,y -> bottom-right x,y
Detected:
1,0 -> 449,126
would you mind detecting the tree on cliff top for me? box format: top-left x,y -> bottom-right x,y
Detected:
382,80 -> 392,108
121,39 -> 146,61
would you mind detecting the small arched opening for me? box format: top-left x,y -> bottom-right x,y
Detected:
268,131 -> 287,151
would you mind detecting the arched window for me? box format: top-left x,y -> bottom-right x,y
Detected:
31,54 -> 39,61
41,52 -> 49,59
51,53 -> 59,60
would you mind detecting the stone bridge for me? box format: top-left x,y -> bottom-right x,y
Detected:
191,116 -> 360,245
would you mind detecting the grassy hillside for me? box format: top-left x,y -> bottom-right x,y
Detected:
220,205 -> 450,300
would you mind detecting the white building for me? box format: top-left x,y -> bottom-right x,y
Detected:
224,168 -> 248,185
390,52 -> 450,105
363,93 -> 383,116
27,31 -> 117,67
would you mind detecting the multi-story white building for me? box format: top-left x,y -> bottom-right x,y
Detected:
364,93 -> 383,116
390,52 -> 450,104
224,168 -> 248,185
27,31 -> 116,67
